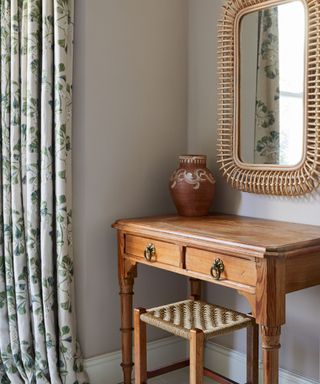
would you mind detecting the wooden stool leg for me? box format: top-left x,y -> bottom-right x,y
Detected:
246,323 -> 259,384
190,329 -> 204,384
189,278 -> 202,301
134,308 -> 147,384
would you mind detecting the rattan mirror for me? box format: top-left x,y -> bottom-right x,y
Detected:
217,0 -> 320,195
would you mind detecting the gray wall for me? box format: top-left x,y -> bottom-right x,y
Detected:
188,0 -> 320,381
73,0 -> 189,359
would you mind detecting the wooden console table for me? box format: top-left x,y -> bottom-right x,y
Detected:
113,214 -> 320,384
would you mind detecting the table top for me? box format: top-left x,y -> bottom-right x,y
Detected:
113,213 -> 320,255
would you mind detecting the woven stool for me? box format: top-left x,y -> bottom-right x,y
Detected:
134,300 -> 259,384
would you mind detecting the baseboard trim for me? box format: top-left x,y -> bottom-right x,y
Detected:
84,336 -> 187,384
205,342 -> 319,384
84,337 -> 319,384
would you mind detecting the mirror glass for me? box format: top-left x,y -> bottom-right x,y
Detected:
239,0 -> 305,166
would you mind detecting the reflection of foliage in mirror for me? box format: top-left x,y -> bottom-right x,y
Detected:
256,131 -> 288,164
260,15 -> 279,80
255,7 -> 280,164
256,131 -> 279,164
255,100 -> 275,129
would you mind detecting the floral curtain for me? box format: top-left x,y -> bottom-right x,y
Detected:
254,8 -> 280,164
0,0 -> 88,383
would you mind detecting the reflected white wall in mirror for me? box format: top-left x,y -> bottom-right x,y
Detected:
239,0 -> 305,166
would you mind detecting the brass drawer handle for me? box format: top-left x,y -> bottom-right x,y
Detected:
144,243 -> 156,261
210,258 -> 224,280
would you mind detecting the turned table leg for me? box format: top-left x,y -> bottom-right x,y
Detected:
261,326 -> 281,384
120,277 -> 135,384
256,258 -> 285,384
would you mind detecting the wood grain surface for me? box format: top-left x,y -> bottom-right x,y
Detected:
113,214 -> 320,255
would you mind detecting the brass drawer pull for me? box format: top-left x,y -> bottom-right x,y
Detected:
144,244 -> 156,261
210,258 -> 224,280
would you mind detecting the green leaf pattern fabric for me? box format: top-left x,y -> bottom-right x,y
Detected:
254,8 -> 280,164
0,1 -> 88,383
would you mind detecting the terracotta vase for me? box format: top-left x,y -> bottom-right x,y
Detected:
169,155 -> 216,217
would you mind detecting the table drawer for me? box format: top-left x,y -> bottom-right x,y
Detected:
125,235 -> 181,267
186,248 -> 257,286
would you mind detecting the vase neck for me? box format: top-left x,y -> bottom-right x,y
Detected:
179,155 -> 207,166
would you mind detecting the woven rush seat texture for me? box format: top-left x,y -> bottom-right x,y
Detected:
140,300 -> 253,340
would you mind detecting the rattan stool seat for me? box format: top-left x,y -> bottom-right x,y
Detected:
140,299 -> 253,340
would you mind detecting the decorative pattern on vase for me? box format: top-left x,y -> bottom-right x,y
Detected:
170,169 -> 216,190
169,155 -> 216,217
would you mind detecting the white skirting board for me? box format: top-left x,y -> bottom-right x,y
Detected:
84,337 -> 187,384
84,336 -> 319,384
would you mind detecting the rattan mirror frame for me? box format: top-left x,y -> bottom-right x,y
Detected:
217,0 -> 320,196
